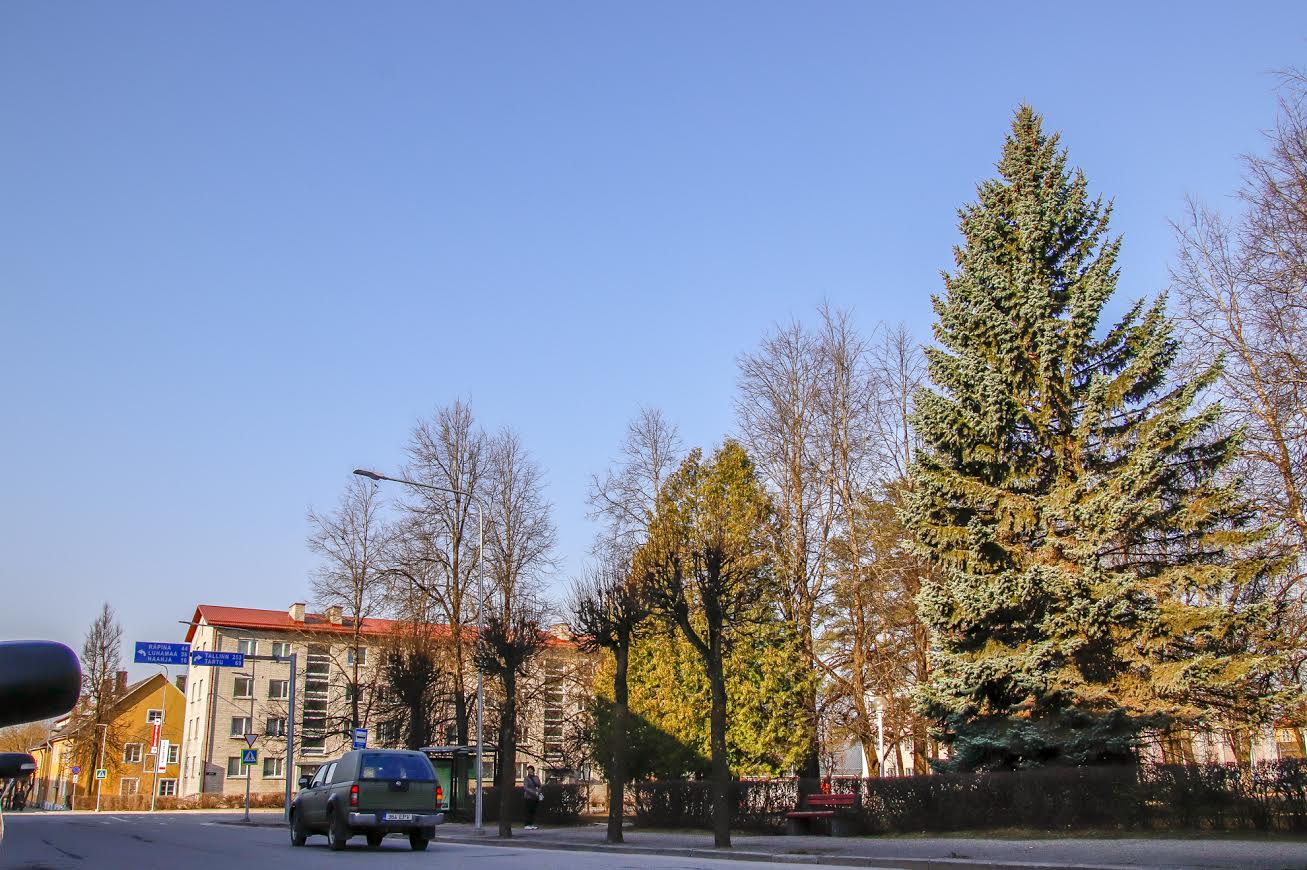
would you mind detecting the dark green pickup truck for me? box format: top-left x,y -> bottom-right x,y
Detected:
289,749 -> 444,851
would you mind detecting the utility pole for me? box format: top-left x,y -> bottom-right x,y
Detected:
284,651 -> 297,822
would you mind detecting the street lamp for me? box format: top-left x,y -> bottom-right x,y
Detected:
353,467 -> 487,834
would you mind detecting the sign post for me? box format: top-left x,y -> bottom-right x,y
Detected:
241,748 -> 257,822
351,728 -> 367,750
94,723 -> 108,812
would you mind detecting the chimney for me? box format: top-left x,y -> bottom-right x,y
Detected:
175,675 -> 187,694
289,602 -> 305,623
115,670 -> 128,696
325,605 -> 343,626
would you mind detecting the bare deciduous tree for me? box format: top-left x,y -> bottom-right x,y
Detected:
307,476 -> 390,731
479,427 -> 557,837
736,318 -> 835,778
568,556 -> 651,843
1171,71 -> 1307,682
473,609 -> 548,839
588,407 -> 683,558
390,400 -> 487,746
72,602 -> 125,779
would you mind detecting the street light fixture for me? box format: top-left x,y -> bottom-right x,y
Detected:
352,467 -> 487,834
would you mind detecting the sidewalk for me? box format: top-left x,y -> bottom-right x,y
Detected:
430,822 -> 1307,870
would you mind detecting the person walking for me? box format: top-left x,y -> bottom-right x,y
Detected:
523,765 -> 543,830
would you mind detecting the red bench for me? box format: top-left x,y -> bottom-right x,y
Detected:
784,792 -> 859,835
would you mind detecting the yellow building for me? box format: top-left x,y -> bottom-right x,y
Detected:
31,671 -> 186,808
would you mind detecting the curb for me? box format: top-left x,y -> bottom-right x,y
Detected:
427,833 -> 1138,870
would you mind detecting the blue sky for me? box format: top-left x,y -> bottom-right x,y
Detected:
2,3 -> 1303,676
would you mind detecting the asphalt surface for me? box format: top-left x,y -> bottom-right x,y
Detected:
4,811 -> 1307,870
0,811 -> 837,870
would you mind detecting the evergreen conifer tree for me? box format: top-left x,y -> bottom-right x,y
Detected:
908,107 -> 1291,770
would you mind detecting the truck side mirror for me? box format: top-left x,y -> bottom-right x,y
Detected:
298,775 -> 312,789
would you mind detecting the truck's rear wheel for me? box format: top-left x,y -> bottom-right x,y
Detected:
326,809 -> 349,851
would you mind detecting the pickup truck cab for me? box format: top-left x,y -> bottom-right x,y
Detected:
289,749 -> 444,851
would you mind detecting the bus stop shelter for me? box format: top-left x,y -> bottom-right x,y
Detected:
421,745 -> 496,821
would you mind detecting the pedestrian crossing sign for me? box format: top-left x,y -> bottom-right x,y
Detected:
95,768 -> 107,780
241,748 -> 258,765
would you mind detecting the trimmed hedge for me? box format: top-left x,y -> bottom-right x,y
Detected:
476,783 -> 587,825
631,760 -> 1307,833
88,792 -> 287,812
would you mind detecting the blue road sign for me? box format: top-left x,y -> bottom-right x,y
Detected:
241,748 -> 257,765
134,641 -> 191,666
351,728 -> 367,750
72,766 -> 80,775
191,650 -> 245,668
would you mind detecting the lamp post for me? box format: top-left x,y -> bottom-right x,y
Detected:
353,468 -> 487,834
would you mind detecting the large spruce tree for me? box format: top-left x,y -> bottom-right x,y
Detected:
908,107 -> 1290,770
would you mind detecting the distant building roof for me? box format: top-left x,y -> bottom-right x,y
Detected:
184,604 -> 410,642
183,603 -> 577,647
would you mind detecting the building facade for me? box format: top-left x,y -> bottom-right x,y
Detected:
31,672 -> 186,808
178,602 -> 592,798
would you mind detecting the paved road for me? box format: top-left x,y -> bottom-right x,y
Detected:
0,812 -> 829,870
5,812 -> 1307,870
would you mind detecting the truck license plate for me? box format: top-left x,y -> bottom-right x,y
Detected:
386,813 -> 415,822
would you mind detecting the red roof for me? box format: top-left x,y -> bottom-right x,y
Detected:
183,604 -> 576,647
185,605 -> 414,642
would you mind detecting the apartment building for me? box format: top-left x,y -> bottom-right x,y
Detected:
178,601 -> 592,798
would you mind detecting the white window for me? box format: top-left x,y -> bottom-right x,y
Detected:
158,778 -> 177,796
146,708 -> 163,724
301,736 -> 325,755
268,679 -> 289,700
167,744 -> 180,765
234,677 -> 253,699
262,757 -> 285,778
270,641 -> 291,659
226,756 -> 248,777
123,743 -> 142,763
230,717 -> 252,737
348,647 -> 367,666
184,756 -> 191,777
120,778 -> 139,795
266,717 -> 287,737
237,638 -> 257,656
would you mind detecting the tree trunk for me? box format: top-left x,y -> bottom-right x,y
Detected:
498,669 -> 517,839
608,642 -> 630,844
454,688 -> 468,746
708,652 -> 731,849
797,642 -> 820,780
912,719 -> 928,775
